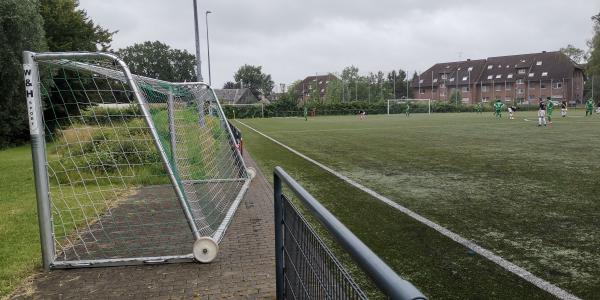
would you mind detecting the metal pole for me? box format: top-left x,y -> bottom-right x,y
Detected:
205,10 -> 212,86
393,71 -> 396,99
273,171 -> 284,300
23,51 -> 54,270
167,89 -> 177,161
193,0 -> 203,82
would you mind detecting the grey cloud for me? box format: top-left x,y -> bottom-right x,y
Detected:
79,0 -> 599,88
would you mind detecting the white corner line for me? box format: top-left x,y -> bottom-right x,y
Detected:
236,120 -> 581,300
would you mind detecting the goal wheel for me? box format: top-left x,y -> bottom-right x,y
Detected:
193,237 -> 219,263
247,167 -> 256,179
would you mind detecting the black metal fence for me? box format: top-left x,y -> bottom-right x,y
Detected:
274,167 -> 427,300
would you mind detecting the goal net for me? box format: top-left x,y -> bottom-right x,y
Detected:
387,98 -> 431,115
23,51 -> 251,268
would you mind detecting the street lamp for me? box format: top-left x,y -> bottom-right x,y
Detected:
205,10 -> 212,86
192,0 -> 203,82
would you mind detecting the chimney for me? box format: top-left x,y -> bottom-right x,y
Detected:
542,51 -> 547,53
467,59 -> 471,61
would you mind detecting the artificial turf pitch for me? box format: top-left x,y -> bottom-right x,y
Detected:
237,111 -> 599,299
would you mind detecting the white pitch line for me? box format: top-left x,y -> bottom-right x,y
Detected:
237,120 -> 581,300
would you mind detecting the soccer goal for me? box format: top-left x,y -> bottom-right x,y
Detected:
387,98 -> 431,115
23,51 -> 252,269
223,103 -> 265,118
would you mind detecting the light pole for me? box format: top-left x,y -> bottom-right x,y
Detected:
192,0 -> 203,82
205,10 -> 212,86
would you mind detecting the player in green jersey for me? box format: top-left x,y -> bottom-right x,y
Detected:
405,101 -> 411,117
493,99 -> 504,118
546,97 -> 554,127
475,102 -> 483,114
586,98 -> 594,116
304,106 -> 308,121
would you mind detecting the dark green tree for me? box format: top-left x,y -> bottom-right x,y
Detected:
233,65 -> 274,98
223,81 -> 238,89
0,0 -> 47,147
40,0 -> 116,51
118,41 -> 197,82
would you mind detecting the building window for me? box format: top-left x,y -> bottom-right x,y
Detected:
487,75 -> 493,80
482,97 -> 490,102
505,97 -> 512,102
542,72 -> 548,77
536,61 -> 542,66
517,88 -> 524,94
481,85 -> 489,92
468,67 -> 473,71
518,69 -> 526,74
506,83 -> 512,90
516,79 -> 524,84
319,81 -> 323,84
462,76 -> 468,81
433,78 -> 438,83
553,82 -> 562,89
496,74 -> 502,79
495,85 -> 502,91
528,73 -> 535,77
419,79 -> 424,84
420,89 -> 425,94
449,77 -> 454,82
462,86 -> 470,92
440,83 -> 446,88
507,74 -> 513,79
541,83 -> 546,89
487,65 -> 493,69
441,74 -> 447,79
529,95 -> 536,100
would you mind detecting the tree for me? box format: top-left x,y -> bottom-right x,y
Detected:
0,0 -> 47,147
118,41 -> 197,82
40,0 -> 116,51
560,44 -> 588,64
223,81 -> 239,89
233,65 -> 274,98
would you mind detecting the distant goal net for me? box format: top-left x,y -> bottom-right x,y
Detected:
387,98 -> 431,115
23,51 -> 251,268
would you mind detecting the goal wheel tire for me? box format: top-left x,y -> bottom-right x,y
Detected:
193,237 -> 219,263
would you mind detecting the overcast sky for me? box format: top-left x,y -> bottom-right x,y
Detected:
79,0 -> 599,90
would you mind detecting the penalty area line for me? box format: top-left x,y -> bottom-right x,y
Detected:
236,120 -> 581,300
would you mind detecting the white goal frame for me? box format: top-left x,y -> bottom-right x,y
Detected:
23,51 -> 252,269
387,99 -> 431,115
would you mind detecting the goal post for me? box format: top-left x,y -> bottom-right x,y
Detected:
23,51 -> 252,269
222,102 -> 265,118
387,98 -> 431,115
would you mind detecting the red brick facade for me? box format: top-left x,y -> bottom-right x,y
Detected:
413,51 -> 585,105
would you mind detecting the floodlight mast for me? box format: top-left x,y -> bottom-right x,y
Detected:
193,0 -> 203,82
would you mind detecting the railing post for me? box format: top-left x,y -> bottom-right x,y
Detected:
274,170 -> 284,299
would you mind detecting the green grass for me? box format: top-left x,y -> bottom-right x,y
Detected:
237,110 -> 600,299
0,145 -> 43,297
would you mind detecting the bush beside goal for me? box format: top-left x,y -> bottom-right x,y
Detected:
23,51 -> 251,269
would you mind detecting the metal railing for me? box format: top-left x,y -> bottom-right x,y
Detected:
274,167 -> 427,300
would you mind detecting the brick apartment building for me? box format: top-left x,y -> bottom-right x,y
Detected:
412,51 -> 585,105
296,74 -> 338,103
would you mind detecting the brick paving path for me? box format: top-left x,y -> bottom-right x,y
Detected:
9,152 -> 275,299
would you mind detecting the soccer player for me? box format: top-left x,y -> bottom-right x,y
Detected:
493,99 -> 504,118
508,105 -> 517,120
561,101 -> 567,117
538,98 -> 547,127
546,97 -> 554,127
475,102 -> 483,114
586,98 -> 594,117
405,101 -> 411,117
304,106 -> 308,121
